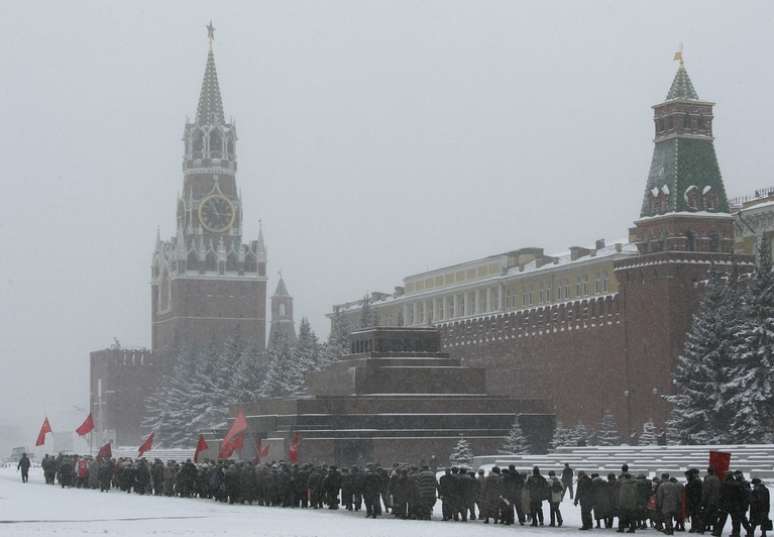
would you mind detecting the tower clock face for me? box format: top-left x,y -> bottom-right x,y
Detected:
198,195 -> 235,232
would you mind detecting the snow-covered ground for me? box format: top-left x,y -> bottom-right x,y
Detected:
0,466 -> 584,537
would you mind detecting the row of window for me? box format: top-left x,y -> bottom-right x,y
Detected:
404,272 -> 610,325
405,263 -> 501,294
405,287 -> 500,325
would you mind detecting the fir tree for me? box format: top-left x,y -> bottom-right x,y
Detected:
724,237 -> 774,443
596,411 -> 621,446
639,419 -> 658,445
550,420 -> 573,450
668,271 -> 740,444
259,331 -> 294,398
232,338 -> 267,404
449,435 -> 474,466
501,417 -> 530,454
569,422 -> 590,447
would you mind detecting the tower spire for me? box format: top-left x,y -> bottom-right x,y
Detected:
196,22 -> 225,125
666,46 -> 699,101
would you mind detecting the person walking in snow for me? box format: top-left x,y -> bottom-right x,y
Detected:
750,478 -> 770,537
17,452 -> 31,483
562,463 -> 575,500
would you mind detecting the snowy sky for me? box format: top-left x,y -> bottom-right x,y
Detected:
1,0 -> 773,445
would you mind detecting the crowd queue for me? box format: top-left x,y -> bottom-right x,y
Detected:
20,453 -> 771,536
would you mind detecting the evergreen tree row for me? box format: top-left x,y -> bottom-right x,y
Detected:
142,318 -> 333,447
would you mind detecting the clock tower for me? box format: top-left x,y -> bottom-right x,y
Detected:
151,26 -> 267,352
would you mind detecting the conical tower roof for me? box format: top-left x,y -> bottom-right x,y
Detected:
196,42 -> 225,125
274,275 -> 290,297
666,62 -> 699,100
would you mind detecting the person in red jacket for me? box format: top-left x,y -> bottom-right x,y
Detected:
76,456 -> 90,488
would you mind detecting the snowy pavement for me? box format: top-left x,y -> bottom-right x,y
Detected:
0,467 -> 586,537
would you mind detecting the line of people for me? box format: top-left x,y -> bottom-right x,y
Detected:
30,454 -> 772,536
573,465 -> 771,537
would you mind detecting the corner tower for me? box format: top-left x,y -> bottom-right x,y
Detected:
614,53 -> 749,435
151,24 -> 267,352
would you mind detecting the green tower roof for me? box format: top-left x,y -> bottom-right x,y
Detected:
640,60 -> 729,218
666,63 -> 699,101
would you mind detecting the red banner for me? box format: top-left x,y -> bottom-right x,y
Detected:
194,434 -> 209,463
35,417 -> 52,447
97,441 -> 112,460
709,450 -> 731,480
218,409 -> 248,459
75,414 -> 95,437
138,432 -> 154,457
288,432 -> 301,464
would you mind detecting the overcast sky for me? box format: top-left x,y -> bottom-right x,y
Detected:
1,0 -> 773,444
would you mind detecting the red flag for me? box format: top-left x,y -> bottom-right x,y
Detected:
194,434 -> 209,463
254,438 -> 270,463
97,441 -> 112,460
138,432 -> 154,457
709,450 -> 731,480
288,432 -> 301,464
75,414 -> 95,437
35,417 -> 52,447
218,409 -> 248,459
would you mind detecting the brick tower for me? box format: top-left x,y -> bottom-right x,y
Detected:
615,54 -> 747,434
151,25 -> 267,352
268,274 -> 296,347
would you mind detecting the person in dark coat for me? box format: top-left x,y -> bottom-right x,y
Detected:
714,472 -> 750,537
685,469 -> 703,533
363,465 -> 383,518
527,466 -> 549,527
563,463 -> 575,500
656,473 -> 680,535
151,459 -> 164,495
134,459 -> 151,495
438,468 -> 454,520
98,458 -> 114,492
703,467 -> 722,534
618,472 -> 639,533
17,453 -> 31,483
576,471 -> 594,530
608,474 -> 619,529
322,466 -> 341,511
502,466 -> 520,525
750,478 -> 770,537
592,473 -> 612,528
415,465 -> 437,520
481,466 -> 504,524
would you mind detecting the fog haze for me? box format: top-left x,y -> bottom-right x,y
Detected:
1,0 -> 773,445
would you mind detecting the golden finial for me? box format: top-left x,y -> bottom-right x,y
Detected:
673,42 -> 684,66
206,20 -> 215,48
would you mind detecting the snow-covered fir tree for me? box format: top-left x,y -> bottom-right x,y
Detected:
500,417 -> 530,454
259,320 -> 326,397
667,271 -> 740,444
596,411 -> 621,445
569,422 -> 590,447
724,238 -> 774,443
639,419 -> 658,445
550,420 -> 573,450
231,338 -> 267,404
259,331 -> 295,398
449,435 -> 474,466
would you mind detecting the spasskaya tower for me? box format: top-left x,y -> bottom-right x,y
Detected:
151,24 -> 267,352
